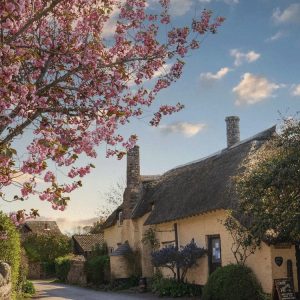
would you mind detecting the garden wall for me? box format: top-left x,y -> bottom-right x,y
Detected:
67,256 -> 86,286
0,262 -> 12,300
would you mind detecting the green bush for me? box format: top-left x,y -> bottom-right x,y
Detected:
0,211 -> 21,291
202,264 -> 265,300
151,271 -> 202,297
22,280 -> 35,295
85,255 -> 110,285
55,255 -> 72,282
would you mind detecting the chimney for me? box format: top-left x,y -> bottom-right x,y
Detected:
127,145 -> 140,188
225,116 -> 240,147
123,145 -> 141,219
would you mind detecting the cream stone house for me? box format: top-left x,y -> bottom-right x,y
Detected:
103,116 -> 300,294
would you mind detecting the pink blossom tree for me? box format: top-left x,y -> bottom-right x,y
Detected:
0,0 -> 224,221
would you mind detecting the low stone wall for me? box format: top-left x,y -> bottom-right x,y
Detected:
67,256 -> 87,286
0,262 -> 12,300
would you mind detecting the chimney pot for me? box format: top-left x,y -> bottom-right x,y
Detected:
225,116 -> 240,147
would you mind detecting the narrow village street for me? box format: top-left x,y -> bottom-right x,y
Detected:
32,280 -> 177,300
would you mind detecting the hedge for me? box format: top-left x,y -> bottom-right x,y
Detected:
54,255 -> 72,282
0,211 -> 21,291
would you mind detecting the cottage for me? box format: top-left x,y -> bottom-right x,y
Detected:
103,116 -> 300,294
72,234 -> 104,257
21,220 -> 62,237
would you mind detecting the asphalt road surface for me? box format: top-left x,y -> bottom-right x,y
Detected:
33,280 -> 177,300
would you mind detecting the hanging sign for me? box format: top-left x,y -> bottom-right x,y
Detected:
275,257 -> 283,267
272,278 -> 296,300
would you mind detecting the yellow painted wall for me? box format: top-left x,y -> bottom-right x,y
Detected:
154,210 -> 274,293
104,213 -> 154,278
110,256 -> 132,279
104,209 -> 298,294
270,245 -> 298,292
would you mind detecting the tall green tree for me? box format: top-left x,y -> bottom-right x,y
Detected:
232,118 -> 300,244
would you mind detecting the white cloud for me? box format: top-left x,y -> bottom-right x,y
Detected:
169,0 -> 193,16
159,122 -> 206,137
200,67 -> 232,81
102,6 -> 120,38
152,64 -> 171,78
38,216 -> 99,234
233,73 -> 281,105
273,3 -> 300,24
230,49 -> 261,66
291,84 -> 300,96
265,31 -> 285,42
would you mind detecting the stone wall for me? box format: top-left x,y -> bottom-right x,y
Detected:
0,262 -> 12,300
67,256 -> 87,286
123,146 -> 142,219
225,116 -> 240,147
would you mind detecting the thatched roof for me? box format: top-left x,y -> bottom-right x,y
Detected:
23,221 -> 62,235
103,126 -> 276,228
72,234 -> 104,252
102,205 -> 123,229
144,126 -> 276,225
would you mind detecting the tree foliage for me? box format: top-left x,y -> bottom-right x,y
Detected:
223,214 -> 260,265
232,118 -> 300,244
151,239 -> 207,282
54,255 -> 72,282
0,0 -> 224,217
22,233 -> 71,263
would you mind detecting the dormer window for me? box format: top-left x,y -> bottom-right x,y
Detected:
44,223 -> 50,231
118,211 -> 123,226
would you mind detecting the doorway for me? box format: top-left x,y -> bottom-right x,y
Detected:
208,235 -> 222,274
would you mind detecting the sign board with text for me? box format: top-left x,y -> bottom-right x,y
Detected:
272,278 -> 296,300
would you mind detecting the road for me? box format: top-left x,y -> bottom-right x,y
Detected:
33,280 -> 176,300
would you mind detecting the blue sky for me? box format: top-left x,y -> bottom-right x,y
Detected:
1,0 -> 300,232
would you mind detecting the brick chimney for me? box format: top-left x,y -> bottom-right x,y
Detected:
123,146 -> 141,219
225,116 -> 240,147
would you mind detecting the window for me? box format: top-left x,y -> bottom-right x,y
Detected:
208,235 -> 221,274
118,211 -> 123,226
161,240 -> 175,248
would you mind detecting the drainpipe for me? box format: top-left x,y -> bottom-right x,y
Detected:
174,223 -> 180,282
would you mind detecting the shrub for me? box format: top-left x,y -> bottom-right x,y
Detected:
55,255 -> 72,282
151,239 -> 207,281
91,243 -> 108,256
0,211 -> 21,291
202,264 -> 265,300
85,255 -> 110,285
152,275 -> 202,297
22,280 -> 35,295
